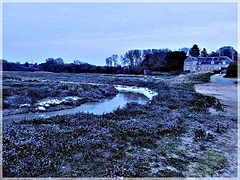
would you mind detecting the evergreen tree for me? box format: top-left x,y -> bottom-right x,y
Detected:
24,62 -> 29,67
189,44 -> 200,57
201,48 -> 208,57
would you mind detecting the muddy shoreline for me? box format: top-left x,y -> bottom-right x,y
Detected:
3,72 -> 119,116
2,72 -> 238,177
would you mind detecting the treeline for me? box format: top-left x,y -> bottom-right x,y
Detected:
105,45 -> 238,74
2,50 -> 187,75
187,44 -> 238,60
2,58 -> 127,74
2,45 -> 238,75
2,61 -> 40,72
105,49 -> 187,74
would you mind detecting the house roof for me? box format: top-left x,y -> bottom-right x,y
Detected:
184,56 -> 197,62
185,56 -> 232,65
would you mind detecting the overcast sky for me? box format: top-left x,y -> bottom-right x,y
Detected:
3,2 -> 238,66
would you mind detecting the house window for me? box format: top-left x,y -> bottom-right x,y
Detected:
193,67 -> 196,70
210,67 -> 214,71
186,66 -> 189,70
223,61 -> 226,65
211,60 -> 214,64
219,67 -> 221,70
204,67 -> 208,71
194,61 -> 197,65
198,67 -> 201,71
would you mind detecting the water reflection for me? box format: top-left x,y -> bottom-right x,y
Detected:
3,92 -> 149,124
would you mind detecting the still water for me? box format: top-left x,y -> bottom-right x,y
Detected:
3,92 -> 149,124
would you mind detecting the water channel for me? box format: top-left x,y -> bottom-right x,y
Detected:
3,87 -> 156,124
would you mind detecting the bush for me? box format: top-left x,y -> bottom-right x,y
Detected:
225,62 -> 237,77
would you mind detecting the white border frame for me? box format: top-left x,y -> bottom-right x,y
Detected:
0,0 -> 239,179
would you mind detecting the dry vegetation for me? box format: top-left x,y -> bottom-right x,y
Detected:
2,71 -> 237,177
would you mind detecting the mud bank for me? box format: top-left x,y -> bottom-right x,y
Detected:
3,73 -> 118,116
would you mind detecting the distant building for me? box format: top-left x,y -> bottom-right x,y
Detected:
183,56 -> 232,73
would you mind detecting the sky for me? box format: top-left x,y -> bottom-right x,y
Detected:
2,2 -> 238,66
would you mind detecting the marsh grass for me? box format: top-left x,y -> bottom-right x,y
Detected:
192,149 -> 227,177
187,73 -> 213,83
180,73 -> 213,89
2,72 -> 236,177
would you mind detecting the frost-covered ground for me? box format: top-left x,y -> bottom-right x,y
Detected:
194,74 -> 238,177
2,71 -> 238,177
115,85 -> 158,100
2,72 -> 119,116
36,96 -> 81,111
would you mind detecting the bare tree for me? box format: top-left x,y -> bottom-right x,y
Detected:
120,55 -> 129,66
142,49 -> 152,59
106,57 -> 110,67
133,50 -> 142,68
124,50 -> 134,68
111,54 -> 118,67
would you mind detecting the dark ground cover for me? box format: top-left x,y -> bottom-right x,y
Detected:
2,71 -> 237,177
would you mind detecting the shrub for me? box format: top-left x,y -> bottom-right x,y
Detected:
225,62 -> 237,78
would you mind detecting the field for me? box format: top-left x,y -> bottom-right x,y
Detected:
2,71 -> 237,177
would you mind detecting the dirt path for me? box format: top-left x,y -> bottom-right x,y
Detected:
194,74 -> 238,117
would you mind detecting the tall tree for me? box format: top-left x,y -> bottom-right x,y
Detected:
105,57 -> 112,67
24,62 -> 29,67
133,50 -> 142,68
141,49 -> 171,71
55,58 -> 64,64
124,50 -> 134,68
217,46 -> 237,59
142,49 -> 152,59
163,51 -> 187,71
189,44 -> 200,57
44,58 -> 64,72
111,54 -> 118,67
105,57 -> 110,67
120,55 -> 128,66
201,48 -> 208,57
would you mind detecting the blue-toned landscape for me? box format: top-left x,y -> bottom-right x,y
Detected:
1,1 -> 238,178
